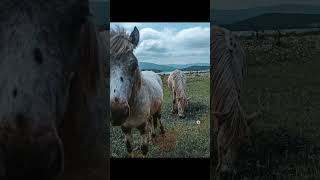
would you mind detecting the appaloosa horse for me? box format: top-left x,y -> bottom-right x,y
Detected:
110,27 -> 164,157
0,1 -> 108,179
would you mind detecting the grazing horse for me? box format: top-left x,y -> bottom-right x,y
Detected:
211,26 -> 260,179
0,1 -> 108,179
167,69 -> 189,118
110,27 -> 164,157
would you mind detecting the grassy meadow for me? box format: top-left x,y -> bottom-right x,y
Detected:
111,72 -> 210,158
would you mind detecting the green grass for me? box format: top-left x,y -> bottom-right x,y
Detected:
211,34 -> 320,179
111,73 -> 210,158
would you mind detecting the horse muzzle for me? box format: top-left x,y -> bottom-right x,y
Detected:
0,131 -> 64,180
110,97 -> 130,126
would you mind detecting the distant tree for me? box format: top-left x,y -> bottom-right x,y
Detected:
274,26 -> 282,46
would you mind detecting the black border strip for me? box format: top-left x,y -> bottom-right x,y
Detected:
111,0 -> 210,22
110,158 -> 210,179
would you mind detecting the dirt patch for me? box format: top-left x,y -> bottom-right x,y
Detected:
152,129 -> 177,152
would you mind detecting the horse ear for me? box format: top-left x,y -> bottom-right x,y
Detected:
130,26 -> 140,47
247,111 -> 261,126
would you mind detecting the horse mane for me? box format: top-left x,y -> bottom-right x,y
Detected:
110,26 -> 142,105
59,17 -> 108,179
171,70 -> 187,100
110,27 -> 135,58
211,26 -> 248,148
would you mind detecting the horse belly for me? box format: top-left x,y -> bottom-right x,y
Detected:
150,98 -> 162,115
123,115 -> 147,128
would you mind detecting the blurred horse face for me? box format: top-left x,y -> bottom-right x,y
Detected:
0,0 -> 89,179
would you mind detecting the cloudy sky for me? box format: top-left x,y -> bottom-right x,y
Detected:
212,0 -> 320,10
111,23 -> 210,65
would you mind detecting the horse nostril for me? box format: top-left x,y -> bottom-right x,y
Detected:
120,77 -> 123,82
115,97 -> 119,103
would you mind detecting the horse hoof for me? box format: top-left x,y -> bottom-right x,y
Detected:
128,152 -> 134,158
133,146 -> 140,151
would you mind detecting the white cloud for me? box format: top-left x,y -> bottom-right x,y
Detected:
134,26 -> 210,64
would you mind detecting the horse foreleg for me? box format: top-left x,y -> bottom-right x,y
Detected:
152,112 -> 160,138
149,116 -> 156,138
137,122 -> 149,157
121,126 -> 134,158
157,113 -> 165,135
172,92 -> 177,114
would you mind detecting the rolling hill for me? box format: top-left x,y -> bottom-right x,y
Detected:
181,66 -> 210,71
167,63 -> 210,69
139,62 -> 176,72
223,13 -> 320,31
139,62 -> 210,72
212,4 -> 320,25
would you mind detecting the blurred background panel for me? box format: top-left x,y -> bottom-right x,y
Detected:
89,0 -> 109,30
211,0 -> 320,179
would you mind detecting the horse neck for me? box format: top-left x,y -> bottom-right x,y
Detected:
224,100 -> 247,148
177,87 -> 186,99
129,68 -> 142,105
174,74 -> 186,99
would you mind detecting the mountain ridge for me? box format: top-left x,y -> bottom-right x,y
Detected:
223,13 -> 320,31
212,4 -> 320,25
139,62 -> 210,72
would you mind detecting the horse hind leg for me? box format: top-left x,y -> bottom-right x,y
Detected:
153,113 -> 158,129
152,113 -> 160,137
157,113 -> 165,135
159,123 -> 165,135
172,92 -> 177,114
148,116 -> 155,140
121,126 -> 134,158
